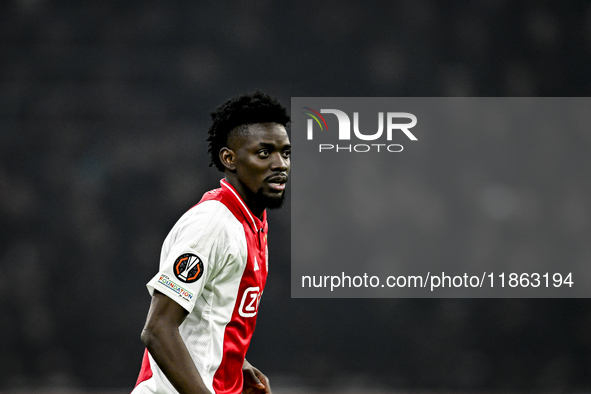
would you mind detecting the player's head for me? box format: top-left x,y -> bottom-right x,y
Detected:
207,91 -> 290,171
208,91 -> 291,214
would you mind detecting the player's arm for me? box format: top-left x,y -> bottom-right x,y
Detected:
141,290 -> 212,394
242,358 -> 271,394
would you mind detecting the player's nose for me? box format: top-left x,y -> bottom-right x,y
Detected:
270,152 -> 289,171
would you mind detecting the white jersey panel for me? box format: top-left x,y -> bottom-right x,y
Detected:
146,200 -> 246,312
143,200 -> 248,394
177,230 -> 247,393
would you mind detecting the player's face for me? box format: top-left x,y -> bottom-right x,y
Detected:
230,123 -> 291,211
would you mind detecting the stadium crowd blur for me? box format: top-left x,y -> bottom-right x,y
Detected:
2,0 -> 591,392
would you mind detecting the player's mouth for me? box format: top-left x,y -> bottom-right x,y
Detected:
266,174 -> 288,191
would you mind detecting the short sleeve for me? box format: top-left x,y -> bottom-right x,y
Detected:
146,200 -> 241,312
146,249 -> 209,313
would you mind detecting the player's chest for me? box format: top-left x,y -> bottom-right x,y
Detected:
242,230 -> 268,288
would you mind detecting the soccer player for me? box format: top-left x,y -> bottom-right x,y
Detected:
131,92 -> 291,394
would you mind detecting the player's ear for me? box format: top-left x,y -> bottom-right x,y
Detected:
220,147 -> 236,171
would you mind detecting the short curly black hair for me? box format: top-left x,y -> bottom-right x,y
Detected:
207,91 -> 290,172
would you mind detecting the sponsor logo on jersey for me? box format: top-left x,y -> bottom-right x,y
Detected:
158,274 -> 194,302
173,253 -> 204,283
239,287 -> 262,318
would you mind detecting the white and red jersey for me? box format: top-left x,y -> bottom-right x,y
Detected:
132,179 -> 269,394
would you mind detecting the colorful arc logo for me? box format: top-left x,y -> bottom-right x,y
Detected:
302,107 -> 329,131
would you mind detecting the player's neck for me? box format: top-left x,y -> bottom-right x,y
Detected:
223,176 -> 265,220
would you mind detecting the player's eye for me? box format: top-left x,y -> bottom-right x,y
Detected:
283,150 -> 291,159
258,149 -> 270,158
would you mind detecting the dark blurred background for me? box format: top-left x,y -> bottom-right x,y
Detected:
2,0 -> 591,392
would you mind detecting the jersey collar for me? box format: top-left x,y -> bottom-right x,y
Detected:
220,179 -> 267,233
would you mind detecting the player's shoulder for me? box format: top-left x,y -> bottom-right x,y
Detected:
173,200 -> 246,261
178,199 -> 243,239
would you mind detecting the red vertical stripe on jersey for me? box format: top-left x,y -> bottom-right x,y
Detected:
212,220 -> 267,394
134,349 -> 153,387
199,181 -> 268,394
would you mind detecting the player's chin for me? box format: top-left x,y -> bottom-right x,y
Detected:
265,193 -> 285,210
257,188 -> 285,210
